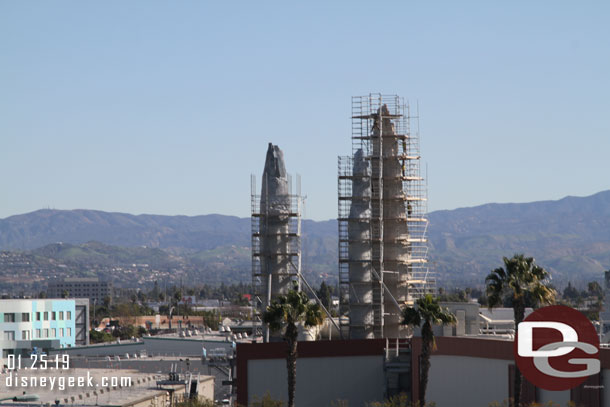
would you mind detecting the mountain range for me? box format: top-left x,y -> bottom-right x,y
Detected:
1,190 -> 610,291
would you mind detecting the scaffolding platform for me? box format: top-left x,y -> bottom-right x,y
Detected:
251,173 -> 303,339
338,94 -> 436,340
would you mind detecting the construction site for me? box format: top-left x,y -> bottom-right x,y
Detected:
250,143 -> 303,342
238,94 -> 610,407
338,94 -> 435,339
251,94 -> 435,342
250,142 -> 340,341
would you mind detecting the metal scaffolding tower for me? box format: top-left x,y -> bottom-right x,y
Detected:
338,94 -> 435,339
251,144 -> 303,341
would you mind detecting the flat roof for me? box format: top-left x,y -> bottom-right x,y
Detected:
0,368 -> 213,407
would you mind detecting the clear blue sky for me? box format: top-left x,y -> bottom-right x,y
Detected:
1,1 -> 609,220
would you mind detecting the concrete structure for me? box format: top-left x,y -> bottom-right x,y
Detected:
0,299 -> 79,359
346,149 -> 374,339
434,301 -> 480,336
238,336 -> 610,407
339,94 -> 434,339
48,277 -> 112,304
66,358 -> 223,403
48,336 -> 230,403
237,339 -> 387,407
251,143 -> 303,340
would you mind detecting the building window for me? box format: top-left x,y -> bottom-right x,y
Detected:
51,328 -> 56,338
59,311 -> 64,320
59,328 -> 64,337
67,311 -> 72,320
44,312 -> 48,321
67,327 -> 72,336
36,312 -> 41,321
35,329 -> 41,338
51,312 -> 56,321
3,313 -> 15,323
21,313 -> 30,322
3,331 -> 15,341
43,329 -> 49,338
21,330 -> 30,340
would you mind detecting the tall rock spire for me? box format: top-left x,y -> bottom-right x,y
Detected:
260,143 -> 292,307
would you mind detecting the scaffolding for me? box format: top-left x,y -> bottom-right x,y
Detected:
338,94 -> 435,339
251,172 -> 303,340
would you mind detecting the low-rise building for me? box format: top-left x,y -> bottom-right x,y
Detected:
237,336 -> 609,407
0,368 -> 214,407
0,298 -> 89,360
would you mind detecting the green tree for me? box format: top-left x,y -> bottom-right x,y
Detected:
151,280 -> 160,299
563,282 -> 579,302
402,295 -> 456,407
173,289 -> 183,315
262,284 -> 324,407
251,393 -> 284,407
485,254 -> 556,407
90,329 -> 113,343
174,397 -> 214,407
588,281 -> 603,298
317,281 -> 332,308
103,295 -> 112,309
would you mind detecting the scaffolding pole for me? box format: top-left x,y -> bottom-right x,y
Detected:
338,94 -> 435,340
251,169 -> 303,341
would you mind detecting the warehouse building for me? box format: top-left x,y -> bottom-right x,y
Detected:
237,336 -> 608,407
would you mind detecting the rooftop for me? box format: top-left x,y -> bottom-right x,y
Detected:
0,368 -> 213,407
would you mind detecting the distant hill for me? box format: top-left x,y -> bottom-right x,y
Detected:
1,190 -> 610,290
0,210 -> 251,251
0,211 -> 336,292
428,190 -> 610,286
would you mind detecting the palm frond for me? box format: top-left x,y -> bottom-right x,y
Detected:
402,306 -> 421,327
261,283 -> 325,336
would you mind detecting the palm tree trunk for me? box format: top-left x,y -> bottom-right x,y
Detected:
286,323 -> 298,407
513,300 -> 525,407
419,321 -> 433,407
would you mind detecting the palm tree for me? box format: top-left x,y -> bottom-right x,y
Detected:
485,254 -> 556,407
402,294 -> 456,407
173,289 -> 183,316
262,284 -> 324,407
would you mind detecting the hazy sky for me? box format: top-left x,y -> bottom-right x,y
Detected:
1,1 -> 609,220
